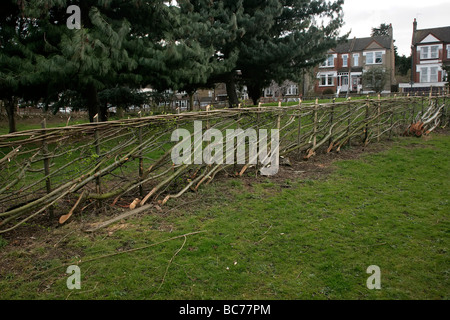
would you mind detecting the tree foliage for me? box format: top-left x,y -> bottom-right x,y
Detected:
1,0 -> 345,131
371,23 -> 391,37
362,66 -> 388,93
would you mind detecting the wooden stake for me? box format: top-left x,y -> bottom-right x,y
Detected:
377,94 -> 381,142
138,111 -> 144,197
41,119 -> 53,219
93,114 -> 101,206
313,99 -> 318,148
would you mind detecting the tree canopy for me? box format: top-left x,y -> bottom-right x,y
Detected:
1,0 -> 345,132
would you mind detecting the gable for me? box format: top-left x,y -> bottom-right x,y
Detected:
420,34 -> 441,43
365,40 -> 384,50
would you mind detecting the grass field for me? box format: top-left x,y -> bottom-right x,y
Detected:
0,131 -> 448,300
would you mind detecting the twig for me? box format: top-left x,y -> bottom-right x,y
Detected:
33,230 -> 207,279
152,235 -> 188,297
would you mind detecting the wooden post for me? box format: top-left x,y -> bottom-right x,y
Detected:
421,94 -> 424,115
377,94 -> 381,142
347,98 -> 352,147
364,95 -> 370,144
93,114 -> 101,196
313,99 -> 318,148
297,99 -> 302,154
389,95 -> 395,140
41,119 -> 53,219
138,111 -> 144,197
329,98 -> 335,147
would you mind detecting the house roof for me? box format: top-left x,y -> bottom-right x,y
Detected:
413,26 -> 450,45
334,36 -> 392,53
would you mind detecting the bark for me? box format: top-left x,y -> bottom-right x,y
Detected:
5,97 -> 17,133
189,92 -> 196,111
247,83 -> 262,106
85,84 -> 101,122
226,75 -> 239,108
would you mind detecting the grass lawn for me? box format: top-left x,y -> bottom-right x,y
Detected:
0,131 -> 448,300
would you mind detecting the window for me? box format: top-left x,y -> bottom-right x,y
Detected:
342,55 -> 348,67
286,85 -> 298,96
420,66 -> 439,83
365,52 -> 383,65
430,67 -> 438,82
375,52 -> 383,64
447,45 -> 450,59
420,68 -> 428,83
320,74 -> 334,87
421,47 -> 429,59
366,52 -> 373,64
420,45 -> 440,59
321,55 -> 335,67
353,54 -> 359,66
430,46 -> 439,59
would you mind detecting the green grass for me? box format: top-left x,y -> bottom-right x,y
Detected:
0,133 -> 449,300
0,118 -> 89,136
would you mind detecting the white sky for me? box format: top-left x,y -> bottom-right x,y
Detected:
341,0 -> 450,56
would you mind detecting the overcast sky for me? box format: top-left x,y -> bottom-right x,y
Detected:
341,0 -> 450,56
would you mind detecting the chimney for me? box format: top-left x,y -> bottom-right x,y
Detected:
388,23 -> 393,39
412,18 -> 418,45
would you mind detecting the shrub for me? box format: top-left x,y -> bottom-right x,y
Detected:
322,88 -> 334,95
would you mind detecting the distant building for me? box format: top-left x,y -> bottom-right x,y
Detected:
400,19 -> 450,94
315,25 -> 396,95
262,80 -> 300,103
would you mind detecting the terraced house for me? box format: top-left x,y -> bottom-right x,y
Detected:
400,19 -> 450,93
315,25 -> 396,95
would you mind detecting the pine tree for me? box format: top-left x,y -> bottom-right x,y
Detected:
234,0 -> 345,106
157,0 -> 244,110
180,0 -> 344,107
0,1 -> 50,132
371,23 -> 391,37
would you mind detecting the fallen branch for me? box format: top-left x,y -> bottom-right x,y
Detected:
83,204 -> 154,233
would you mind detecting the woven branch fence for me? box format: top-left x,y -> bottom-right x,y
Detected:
0,94 -> 448,233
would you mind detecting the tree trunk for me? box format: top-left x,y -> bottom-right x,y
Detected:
100,102 -> 108,122
189,92 -> 196,112
86,84 -> 101,122
226,75 -> 239,108
117,106 -> 124,119
247,83 -> 262,106
5,97 -> 17,133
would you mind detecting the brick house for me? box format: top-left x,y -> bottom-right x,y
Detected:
315,26 -> 396,95
400,19 -> 449,93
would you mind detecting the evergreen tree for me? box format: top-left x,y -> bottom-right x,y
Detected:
371,23 -> 391,37
0,1 -> 50,132
198,0 -> 345,107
